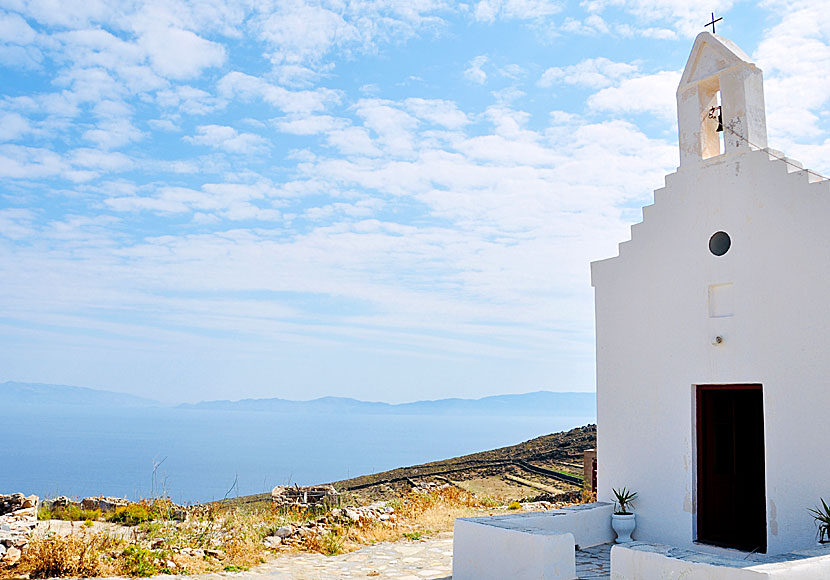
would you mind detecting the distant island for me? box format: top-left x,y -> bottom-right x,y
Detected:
2,381 -> 595,417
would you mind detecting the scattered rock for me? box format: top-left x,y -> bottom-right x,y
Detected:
1,546 -> 21,567
0,493 -> 38,554
263,535 -> 282,548
206,549 -> 225,560
0,494 -> 27,515
274,525 -> 294,538
42,496 -> 74,511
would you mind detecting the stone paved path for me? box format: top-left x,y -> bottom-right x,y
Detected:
576,543 -> 612,579
184,534 -> 612,580
226,533 -> 453,580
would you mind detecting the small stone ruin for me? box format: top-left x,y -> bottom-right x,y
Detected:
271,485 -> 339,509
80,496 -> 131,513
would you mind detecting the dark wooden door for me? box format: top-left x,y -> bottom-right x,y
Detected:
697,384 -> 766,553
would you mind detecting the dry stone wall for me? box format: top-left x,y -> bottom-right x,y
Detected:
0,493 -> 38,566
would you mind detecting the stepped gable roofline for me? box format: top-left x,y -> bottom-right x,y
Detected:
679,31 -> 757,89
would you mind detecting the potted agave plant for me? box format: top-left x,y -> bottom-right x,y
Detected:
612,487 -> 637,543
809,498 -> 830,544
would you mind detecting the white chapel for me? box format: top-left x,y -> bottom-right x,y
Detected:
592,31 -> 830,555
454,30 -> 830,580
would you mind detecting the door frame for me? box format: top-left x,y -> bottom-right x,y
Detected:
693,383 -> 767,552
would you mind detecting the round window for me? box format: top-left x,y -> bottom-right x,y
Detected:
709,231 -> 731,256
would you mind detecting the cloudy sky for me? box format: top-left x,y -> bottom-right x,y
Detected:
1,0 -> 828,403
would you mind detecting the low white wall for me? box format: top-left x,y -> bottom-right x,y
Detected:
752,551 -> 830,579
611,545 -> 765,580
453,521 -> 576,580
507,503 -> 615,548
452,503 -> 615,580
611,544 -> 830,579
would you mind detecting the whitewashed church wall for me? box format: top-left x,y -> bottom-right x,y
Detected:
592,147 -> 830,555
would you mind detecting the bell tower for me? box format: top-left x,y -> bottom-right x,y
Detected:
676,32 -> 767,166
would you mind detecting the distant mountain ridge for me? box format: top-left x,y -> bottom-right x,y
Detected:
178,391 -> 595,416
1,381 -> 160,407
2,381 -> 595,417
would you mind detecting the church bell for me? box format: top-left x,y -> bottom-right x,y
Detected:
708,106 -> 723,132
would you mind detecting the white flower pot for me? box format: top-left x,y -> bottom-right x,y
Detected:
612,513 -> 636,543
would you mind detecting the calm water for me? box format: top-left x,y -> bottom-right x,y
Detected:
2,406 -> 594,504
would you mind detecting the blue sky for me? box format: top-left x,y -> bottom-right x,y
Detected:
1,0 -> 828,403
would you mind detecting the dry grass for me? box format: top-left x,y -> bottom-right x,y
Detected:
17,532 -> 121,579
307,486 -> 499,556
2,485 -> 552,578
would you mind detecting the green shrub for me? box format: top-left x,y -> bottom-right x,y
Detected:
322,530 -> 344,556
107,504 -> 155,526
507,501 -> 522,510
120,546 -> 162,577
38,505 -> 101,522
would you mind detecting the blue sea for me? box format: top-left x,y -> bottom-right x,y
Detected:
2,406 -> 594,504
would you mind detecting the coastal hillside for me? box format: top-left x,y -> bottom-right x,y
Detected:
230,424 -> 597,506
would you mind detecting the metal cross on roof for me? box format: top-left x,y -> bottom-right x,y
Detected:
705,12 -> 723,34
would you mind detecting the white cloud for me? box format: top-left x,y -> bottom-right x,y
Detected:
105,180 -> 283,221
0,208 -> 37,240
69,148 -> 134,171
0,112 -> 31,141
404,98 -> 469,129
0,144 -> 67,179
355,99 -> 420,157
156,85 -> 224,115
464,55 -> 488,84
587,70 -> 681,120
474,0 -> 563,23
148,118 -> 180,132
539,57 -> 637,88
184,125 -> 269,154
5,0 -> 112,28
139,25 -> 226,80
273,115 -> 346,135
582,0 -> 735,38
256,2 -> 355,65
754,2 -> 830,143
326,126 -> 382,157
83,118 -> 145,149
0,43 -> 42,69
217,71 -> 341,114
254,0 -> 448,69
0,10 -> 37,44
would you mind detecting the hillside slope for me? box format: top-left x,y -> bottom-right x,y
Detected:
231,424 -> 596,506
